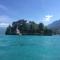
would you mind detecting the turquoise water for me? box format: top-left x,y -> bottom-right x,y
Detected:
0,35 -> 60,60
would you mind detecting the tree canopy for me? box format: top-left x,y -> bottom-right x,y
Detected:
5,19 -> 53,35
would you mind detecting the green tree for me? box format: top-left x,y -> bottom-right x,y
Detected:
5,19 -> 53,35
44,27 -> 52,35
5,25 -> 12,35
28,21 -> 37,34
38,23 -> 44,34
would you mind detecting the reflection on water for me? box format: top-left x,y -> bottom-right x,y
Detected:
0,35 -> 60,60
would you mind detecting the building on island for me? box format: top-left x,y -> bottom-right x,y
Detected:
16,26 -> 22,35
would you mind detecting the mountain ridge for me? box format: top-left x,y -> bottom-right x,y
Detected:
48,20 -> 60,34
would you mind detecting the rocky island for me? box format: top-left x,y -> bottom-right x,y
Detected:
5,19 -> 53,35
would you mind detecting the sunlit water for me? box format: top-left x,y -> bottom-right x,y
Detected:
0,35 -> 60,60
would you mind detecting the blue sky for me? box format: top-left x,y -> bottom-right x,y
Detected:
0,0 -> 60,27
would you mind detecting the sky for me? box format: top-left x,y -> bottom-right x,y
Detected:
0,0 -> 60,27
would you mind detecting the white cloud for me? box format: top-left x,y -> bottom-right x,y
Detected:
43,15 -> 53,21
0,4 -> 8,11
0,23 -> 9,27
41,15 -> 53,25
45,15 -> 53,21
0,15 -> 12,23
0,15 -> 12,27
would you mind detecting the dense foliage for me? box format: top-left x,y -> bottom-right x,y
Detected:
5,19 -> 53,35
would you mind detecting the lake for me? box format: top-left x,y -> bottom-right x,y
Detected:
0,35 -> 60,60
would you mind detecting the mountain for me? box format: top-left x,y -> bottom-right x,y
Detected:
0,27 -> 6,35
48,20 -> 60,34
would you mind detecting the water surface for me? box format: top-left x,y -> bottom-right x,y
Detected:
0,35 -> 60,60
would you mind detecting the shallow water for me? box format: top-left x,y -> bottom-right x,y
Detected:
0,35 -> 60,60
